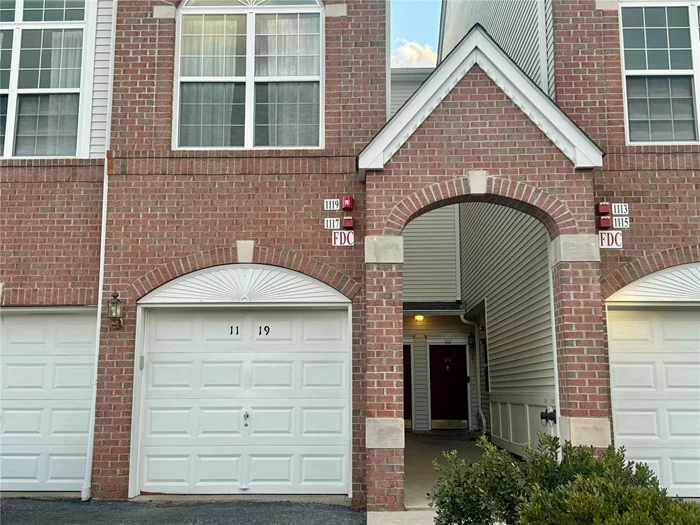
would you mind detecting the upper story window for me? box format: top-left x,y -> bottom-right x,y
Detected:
175,0 -> 323,150
0,0 -> 89,158
621,4 -> 700,144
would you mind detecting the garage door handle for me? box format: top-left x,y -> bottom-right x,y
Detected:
244,411 -> 249,427
244,412 -> 249,420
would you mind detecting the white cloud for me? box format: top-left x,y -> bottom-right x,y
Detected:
391,40 -> 437,68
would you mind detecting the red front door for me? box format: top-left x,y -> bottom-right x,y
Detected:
430,345 -> 469,421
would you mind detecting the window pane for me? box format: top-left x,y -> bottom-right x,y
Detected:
179,82 -> 245,147
255,13 -> 320,77
180,14 -> 246,78
0,0 -> 15,22
627,76 -> 697,142
14,94 -> 79,156
23,0 -> 84,22
621,7 -> 643,28
621,6 -> 692,71
19,29 -> 83,89
0,30 -> 12,89
0,94 -> 7,155
254,82 -> 319,146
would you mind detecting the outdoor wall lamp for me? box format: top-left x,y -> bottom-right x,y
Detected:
414,314 -> 425,322
467,332 -> 475,347
108,292 -> 123,330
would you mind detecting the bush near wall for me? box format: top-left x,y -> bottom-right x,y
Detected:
429,434 -> 700,525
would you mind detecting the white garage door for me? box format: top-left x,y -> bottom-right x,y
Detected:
138,307 -> 350,495
609,308 -> 700,497
0,311 -> 97,491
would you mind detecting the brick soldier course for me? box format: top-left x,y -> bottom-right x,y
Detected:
1,0 -> 698,512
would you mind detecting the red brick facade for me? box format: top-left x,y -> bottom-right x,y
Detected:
1,0 -> 698,512
0,159 -> 104,306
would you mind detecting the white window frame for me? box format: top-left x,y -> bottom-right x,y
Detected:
0,0 -> 96,159
619,1 -> 700,146
173,1 -> 325,151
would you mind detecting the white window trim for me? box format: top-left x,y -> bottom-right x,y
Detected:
619,1 -> 700,146
0,0 -> 97,159
172,3 -> 326,151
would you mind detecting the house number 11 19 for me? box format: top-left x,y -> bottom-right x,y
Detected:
229,326 -> 271,336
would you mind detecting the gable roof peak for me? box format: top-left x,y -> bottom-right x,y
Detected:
359,25 -> 604,177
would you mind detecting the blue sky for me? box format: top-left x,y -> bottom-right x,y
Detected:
390,0 -> 442,68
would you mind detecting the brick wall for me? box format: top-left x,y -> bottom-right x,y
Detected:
0,160 -> 104,306
362,67 -> 607,509
552,0 -> 700,291
110,0 -> 386,155
91,0 -> 387,504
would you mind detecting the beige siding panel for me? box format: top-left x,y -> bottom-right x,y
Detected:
390,69 -> 433,117
391,80 -> 418,117
403,206 -> 459,302
440,0 -> 555,98
404,315 -> 471,431
89,0 -> 114,157
460,202 -> 556,454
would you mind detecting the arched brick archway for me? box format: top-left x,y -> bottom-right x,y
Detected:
601,244 -> 700,298
382,175 -> 580,239
129,245 -> 362,301
364,174 -> 606,512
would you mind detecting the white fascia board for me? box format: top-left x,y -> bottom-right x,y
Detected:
358,27 -> 604,172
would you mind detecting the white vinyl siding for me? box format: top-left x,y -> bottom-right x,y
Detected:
88,0 -> 113,157
389,68 -> 432,117
440,0 -> 555,98
404,315 -> 470,432
403,206 -> 460,303
459,202 -> 556,454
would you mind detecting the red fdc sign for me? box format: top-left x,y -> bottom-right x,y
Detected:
599,230 -> 623,249
332,230 -> 354,246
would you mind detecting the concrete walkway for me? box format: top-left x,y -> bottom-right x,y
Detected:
405,431 -> 483,509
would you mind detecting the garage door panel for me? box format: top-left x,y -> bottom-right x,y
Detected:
0,445 -> 88,491
1,311 -> 96,493
609,308 -> 700,497
665,362 -> 700,389
1,314 -> 95,357
1,356 -> 95,400
140,447 -> 348,494
143,401 -> 244,446
139,308 -> 349,495
1,401 -> 92,446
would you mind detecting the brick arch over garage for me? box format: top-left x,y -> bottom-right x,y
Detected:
382,174 -> 579,239
128,245 -> 362,301
601,244 -> 700,298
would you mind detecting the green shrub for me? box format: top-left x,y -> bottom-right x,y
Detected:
428,433 -> 700,525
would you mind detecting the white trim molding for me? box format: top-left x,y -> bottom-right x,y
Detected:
138,264 -> 350,305
606,262 -> 700,303
358,25 -> 604,175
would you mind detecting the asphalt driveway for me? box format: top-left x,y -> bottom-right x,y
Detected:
0,499 -> 367,525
